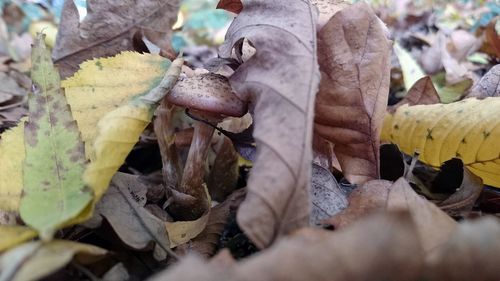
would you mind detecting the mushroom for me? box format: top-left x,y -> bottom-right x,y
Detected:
161,73 -> 247,220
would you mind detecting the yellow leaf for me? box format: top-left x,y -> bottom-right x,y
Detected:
73,57 -> 183,224
0,226 -> 37,252
394,42 -> 426,91
0,240 -> 106,281
0,122 -> 25,212
381,97 -> 500,187
0,52 -> 170,213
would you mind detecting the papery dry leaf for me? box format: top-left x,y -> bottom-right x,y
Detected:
425,216 -> 500,281
466,65 -> 500,99
311,0 -> 351,30
389,76 -> 440,113
327,178 -> 457,253
437,168 -> 483,217
310,164 -> 347,226
175,189 -> 246,258
53,0 -> 180,78
207,136 -> 239,202
218,0 -> 320,248
447,30 -> 481,62
148,212 -> 424,281
314,3 -> 392,184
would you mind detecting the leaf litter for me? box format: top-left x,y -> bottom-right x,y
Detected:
0,0 -> 500,280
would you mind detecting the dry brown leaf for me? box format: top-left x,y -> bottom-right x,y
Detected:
437,168 -> 483,217
327,178 -> 457,253
311,0 -> 351,30
53,0 -> 180,78
425,216 -> 500,281
389,76 -> 440,113
314,2 -> 392,184
216,0 -> 243,14
207,136 -> 239,202
148,212 -> 424,281
466,65 -> 500,99
218,0 -> 320,248
175,189 -> 246,258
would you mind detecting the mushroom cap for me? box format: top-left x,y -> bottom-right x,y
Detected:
166,73 -> 247,117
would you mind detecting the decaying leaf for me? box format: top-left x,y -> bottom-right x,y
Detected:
19,33 -> 92,239
311,0 -> 351,29
314,2 -> 392,184
207,136 -> 240,202
389,76 -> 440,113
327,178 -> 457,253
0,240 -> 106,281
218,0 -> 321,248
93,173 -> 172,261
466,65 -> 500,99
148,212 -> 424,281
53,0 -> 180,78
310,164 -> 347,226
0,52 -> 172,214
381,97 -> 500,187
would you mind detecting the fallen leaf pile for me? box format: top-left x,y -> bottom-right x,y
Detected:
0,0 -> 499,280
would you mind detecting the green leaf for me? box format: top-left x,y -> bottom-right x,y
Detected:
19,33 -> 93,240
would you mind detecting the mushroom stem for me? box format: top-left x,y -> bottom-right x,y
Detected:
168,120 -> 214,220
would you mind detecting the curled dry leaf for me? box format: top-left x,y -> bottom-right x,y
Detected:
389,76 -> 440,113
148,212 -> 424,281
218,0 -> 321,248
216,0 -> 243,14
175,189 -> 246,258
466,64 -> 500,99
53,0 -> 180,78
314,2 -> 392,184
207,136 -> 240,202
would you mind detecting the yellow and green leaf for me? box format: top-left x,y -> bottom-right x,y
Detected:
0,52 -> 171,214
19,33 -> 93,239
381,97 -> 500,188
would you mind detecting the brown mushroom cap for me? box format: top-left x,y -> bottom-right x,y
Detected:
166,73 -> 247,117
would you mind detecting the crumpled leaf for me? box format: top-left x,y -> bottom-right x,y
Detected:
314,2 -> 392,184
53,0 -> 180,78
466,64 -> 500,99
0,240 -> 106,281
310,164 -> 347,226
381,97 -> 500,187
389,76 -> 440,113
0,226 -> 37,252
394,42 -> 426,91
327,178 -> 457,253
92,173 -> 173,260
218,0 -> 320,248
148,212 -> 424,281
0,52 -> 172,214
19,33 -> 92,239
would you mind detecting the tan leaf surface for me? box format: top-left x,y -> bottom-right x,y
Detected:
53,0 -> 180,78
218,0 -> 320,248
314,2 -> 392,184
389,76 -> 440,113
327,178 -> 457,253
466,64 -> 500,99
148,212 -> 424,281
311,0 -> 351,29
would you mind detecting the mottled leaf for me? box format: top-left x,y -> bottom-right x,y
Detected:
218,0 -> 321,248
19,33 -> 92,239
53,0 -> 180,78
314,3 -> 392,184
